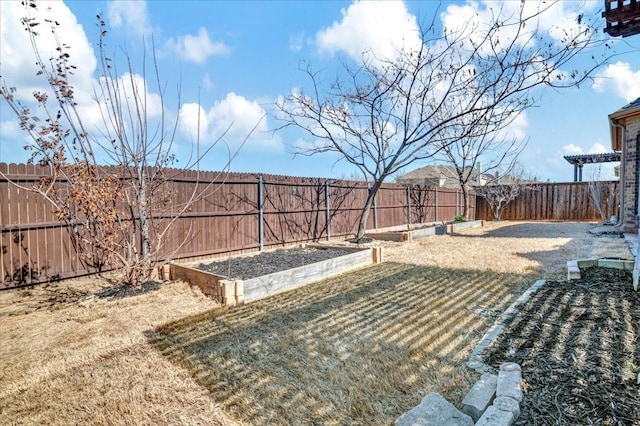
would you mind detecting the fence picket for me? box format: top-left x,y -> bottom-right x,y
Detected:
1,162 -> 613,289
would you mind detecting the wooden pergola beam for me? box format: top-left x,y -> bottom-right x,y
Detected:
603,0 -> 640,37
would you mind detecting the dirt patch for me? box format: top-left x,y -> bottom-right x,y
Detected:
197,246 -> 363,279
483,267 -> 640,425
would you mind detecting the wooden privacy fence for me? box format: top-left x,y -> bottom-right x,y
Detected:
475,181 -> 619,221
0,163 -> 473,289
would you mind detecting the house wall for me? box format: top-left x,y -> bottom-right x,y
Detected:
623,116 -> 640,232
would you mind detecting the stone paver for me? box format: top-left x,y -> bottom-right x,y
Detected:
395,393 -> 474,426
475,406 -> 515,426
493,396 -> 520,419
497,363 -> 523,402
462,373 -> 497,422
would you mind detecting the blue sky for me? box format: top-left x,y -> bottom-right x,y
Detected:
1,0 -> 639,182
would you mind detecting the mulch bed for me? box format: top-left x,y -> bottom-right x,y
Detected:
483,267 -> 640,425
197,246 -> 362,279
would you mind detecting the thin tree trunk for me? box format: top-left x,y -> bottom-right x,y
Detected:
461,186 -> 470,219
356,181 -> 382,240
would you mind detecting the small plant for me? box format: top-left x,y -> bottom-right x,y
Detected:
454,215 -> 466,222
630,361 -> 640,385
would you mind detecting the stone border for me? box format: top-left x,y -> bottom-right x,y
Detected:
566,258 -> 634,280
395,363 -> 524,426
466,279 -> 546,374
365,220 -> 483,242
169,245 -> 383,307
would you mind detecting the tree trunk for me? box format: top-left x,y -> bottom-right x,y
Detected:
493,203 -> 501,221
461,186 -> 470,219
137,168 -> 153,284
356,181 -> 382,240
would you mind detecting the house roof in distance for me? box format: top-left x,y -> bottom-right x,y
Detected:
397,165 -> 489,187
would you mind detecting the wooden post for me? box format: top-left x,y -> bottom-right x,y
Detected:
372,185 -> 378,229
325,180 -> 331,241
406,185 -> 412,227
258,175 -> 264,251
435,188 -> 439,222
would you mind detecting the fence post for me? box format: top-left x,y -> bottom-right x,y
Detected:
473,191 -> 476,221
406,185 -> 412,227
372,185 -> 378,229
258,175 -> 264,251
435,188 -> 439,222
325,180 -> 331,241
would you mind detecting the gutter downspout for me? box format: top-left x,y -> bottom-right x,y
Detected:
611,117 -> 637,291
610,118 -> 625,228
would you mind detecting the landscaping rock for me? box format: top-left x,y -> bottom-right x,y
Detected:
497,362 -> 522,402
395,393 -> 474,426
493,396 -> 520,420
475,405 -> 516,426
462,373 -> 497,422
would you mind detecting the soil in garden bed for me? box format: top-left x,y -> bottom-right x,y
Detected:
197,246 -> 365,280
483,267 -> 640,425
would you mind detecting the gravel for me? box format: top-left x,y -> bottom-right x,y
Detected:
197,246 -> 365,280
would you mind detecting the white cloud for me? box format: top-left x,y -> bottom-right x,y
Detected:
562,142 -> 610,157
178,93 -> 282,151
562,144 -> 583,155
94,72 -> 164,121
0,1 -> 96,101
178,103 -> 209,143
592,62 -> 640,102
440,1 -> 597,54
209,93 -> 267,137
107,0 -> 152,37
165,28 -> 230,64
289,31 -> 305,52
316,1 -> 421,63
587,142 -> 608,154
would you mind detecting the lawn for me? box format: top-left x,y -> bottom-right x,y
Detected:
0,221 -> 633,425
151,263 -> 532,424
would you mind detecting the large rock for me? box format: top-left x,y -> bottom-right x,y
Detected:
497,362 -> 523,402
475,405 -> 516,426
462,373 -> 497,422
395,393 -> 474,426
493,395 -> 520,420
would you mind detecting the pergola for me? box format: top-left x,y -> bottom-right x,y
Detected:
602,0 -> 640,37
563,152 -> 621,182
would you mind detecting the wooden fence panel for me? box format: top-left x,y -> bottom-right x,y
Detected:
2,162 -> 481,289
475,181 -> 619,222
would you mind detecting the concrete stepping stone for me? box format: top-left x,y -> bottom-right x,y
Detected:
395,392 -> 474,426
462,373 -> 497,422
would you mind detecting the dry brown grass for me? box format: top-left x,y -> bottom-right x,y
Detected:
0,221 -> 632,425
152,263 -> 533,424
381,221 -> 632,277
0,279 -> 234,425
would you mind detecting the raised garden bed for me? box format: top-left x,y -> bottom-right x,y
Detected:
169,244 -> 383,306
365,220 -> 484,242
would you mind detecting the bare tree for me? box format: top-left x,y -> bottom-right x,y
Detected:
435,121 -> 525,219
475,164 -> 537,221
587,166 -> 616,223
277,2 -> 609,239
0,4 -> 256,286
